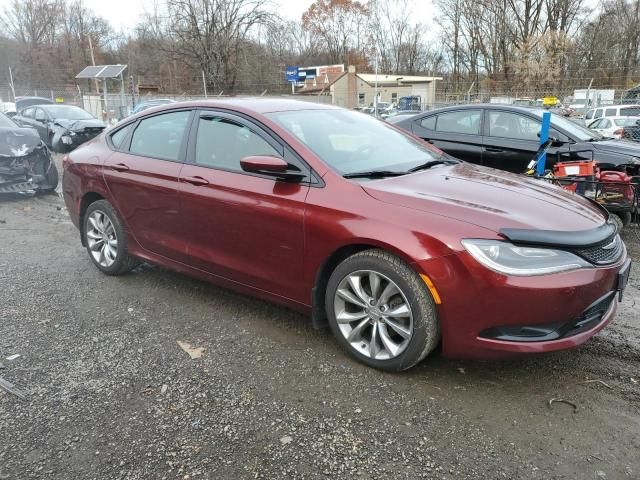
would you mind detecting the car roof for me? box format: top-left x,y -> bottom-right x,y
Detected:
137,98 -> 342,117
39,104 -> 83,110
422,104 -> 547,116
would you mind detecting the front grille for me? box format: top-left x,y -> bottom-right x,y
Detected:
574,234 -> 623,265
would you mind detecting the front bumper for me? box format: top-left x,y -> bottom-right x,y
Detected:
414,249 -> 629,359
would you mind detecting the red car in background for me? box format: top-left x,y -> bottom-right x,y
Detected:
62,99 -> 631,371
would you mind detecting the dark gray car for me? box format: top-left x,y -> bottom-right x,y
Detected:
392,104 -> 640,175
13,105 -> 106,153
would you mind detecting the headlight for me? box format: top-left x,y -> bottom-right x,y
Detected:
461,239 -> 590,276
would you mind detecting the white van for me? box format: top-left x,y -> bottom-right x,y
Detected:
584,104 -> 640,124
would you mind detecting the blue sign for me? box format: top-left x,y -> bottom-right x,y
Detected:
285,66 -> 299,83
536,111 -> 552,176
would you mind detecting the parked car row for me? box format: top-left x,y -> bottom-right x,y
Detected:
61,98 -> 630,371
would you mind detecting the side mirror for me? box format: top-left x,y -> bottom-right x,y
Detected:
240,155 -> 305,181
537,131 -> 566,146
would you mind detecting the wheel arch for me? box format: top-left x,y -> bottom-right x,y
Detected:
79,192 -> 105,246
311,241 -> 418,330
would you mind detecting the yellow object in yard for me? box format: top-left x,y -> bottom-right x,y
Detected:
543,96 -> 558,106
55,97 -> 64,103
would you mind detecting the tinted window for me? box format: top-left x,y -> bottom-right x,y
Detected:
194,116 -> 279,171
605,108 -> 617,116
130,111 -> 190,161
488,111 -> 539,141
595,108 -> 603,118
621,107 -> 640,116
420,116 -> 436,130
110,124 -> 134,150
435,110 -> 481,135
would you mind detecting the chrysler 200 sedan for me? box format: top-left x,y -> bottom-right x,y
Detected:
62,99 -> 631,371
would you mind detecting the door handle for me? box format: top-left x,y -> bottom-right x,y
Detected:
182,175 -> 210,186
111,163 -> 130,172
485,147 -> 504,153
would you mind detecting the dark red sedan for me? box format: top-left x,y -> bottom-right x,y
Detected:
62,99 -> 631,371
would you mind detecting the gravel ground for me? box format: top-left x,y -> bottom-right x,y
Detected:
1,158 -> 640,479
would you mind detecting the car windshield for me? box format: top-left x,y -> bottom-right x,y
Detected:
0,113 -> 17,128
548,112 -> 604,140
42,106 -> 94,120
267,109 -> 443,175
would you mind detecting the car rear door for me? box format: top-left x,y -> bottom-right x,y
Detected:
178,110 -> 309,299
102,109 -> 193,262
411,109 -> 484,164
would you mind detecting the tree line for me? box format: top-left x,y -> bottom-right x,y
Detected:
1,0 -> 639,98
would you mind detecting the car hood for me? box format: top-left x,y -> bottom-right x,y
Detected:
0,127 -> 44,158
362,163 -> 607,233
54,118 -> 106,131
591,139 -> 640,160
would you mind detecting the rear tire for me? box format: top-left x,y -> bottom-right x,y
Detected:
325,249 -> 440,371
83,200 -> 138,275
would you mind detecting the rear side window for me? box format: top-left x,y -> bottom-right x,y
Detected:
419,116 -> 436,130
194,116 -> 279,171
22,107 -> 35,118
621,107 -> 640,116
585,110 -> 594,120
435,110 -> 481,135
601,119 -> 612,128
605,108 -> 617,116
110,124 -> 134,150
488,111 -> 540,141
594,108 -> 603,118
130,111 -> 191,161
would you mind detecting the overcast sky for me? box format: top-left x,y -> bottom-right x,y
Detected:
0,0 -> 436,33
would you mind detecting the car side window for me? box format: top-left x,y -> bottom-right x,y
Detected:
595,108 -> 603,118
621,107 -> 640,116
590,119 -> 603,129
110,124 -> 134,150
605,108 -> 616,116
419,115 -> 436,130
22,107 -> 35,118
601,119 -> 611,128
129,111 -> 191,161
488,111 -> 540,141
194,116 -> 280,171
435,110 -> 481,135
35,108 -> 47,121
585,110 -> 594,120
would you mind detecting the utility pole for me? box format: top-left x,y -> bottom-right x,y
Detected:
87,35 -> 99,94
8,66 -> 15,101
585,78 -> 594,109
202,71 -> 208,98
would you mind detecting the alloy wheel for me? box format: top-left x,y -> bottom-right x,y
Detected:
333,270 -> 414,360
86,210 -> 118,268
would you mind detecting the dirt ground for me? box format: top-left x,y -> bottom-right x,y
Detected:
1,158 -> 639,479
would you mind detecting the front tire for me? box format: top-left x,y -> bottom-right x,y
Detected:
83,200 -> 138,275
325,249 -> 440,371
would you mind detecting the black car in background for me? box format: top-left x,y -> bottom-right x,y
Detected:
0,112 -> 58,194
392,105 -> 640,175
13,104 -> 106,153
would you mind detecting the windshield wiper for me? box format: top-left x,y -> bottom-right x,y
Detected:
343,170 -> 407,179
407,158 -> 459,173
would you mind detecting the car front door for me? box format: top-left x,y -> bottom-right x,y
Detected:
482,110 -> 568,173
411,109 -> 484,164
102,109 -> 193,262
178,110 -> 309,299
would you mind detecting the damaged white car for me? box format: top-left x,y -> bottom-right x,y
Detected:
0,112 -> 59,194
12,104 -> 106,153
